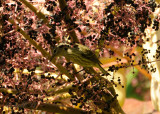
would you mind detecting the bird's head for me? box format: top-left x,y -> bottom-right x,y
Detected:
51,43 -> 70,59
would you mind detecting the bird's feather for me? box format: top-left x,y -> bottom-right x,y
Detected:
74,43 -> 102,64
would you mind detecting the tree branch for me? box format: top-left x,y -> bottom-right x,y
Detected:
8,19 -> 74,80
19,0 -> 50,27
58,0 -> 79,43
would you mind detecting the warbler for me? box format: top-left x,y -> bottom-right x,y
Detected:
51,43 -> 108,74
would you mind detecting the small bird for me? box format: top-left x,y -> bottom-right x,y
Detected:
51,43 -> 108,74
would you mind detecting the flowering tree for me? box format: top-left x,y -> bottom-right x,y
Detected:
0,0 -> 159,113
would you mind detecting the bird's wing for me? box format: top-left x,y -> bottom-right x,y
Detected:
81,50 -> 102,64
74,43 -> 102,64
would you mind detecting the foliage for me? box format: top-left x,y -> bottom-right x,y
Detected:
0,0 -> 160,113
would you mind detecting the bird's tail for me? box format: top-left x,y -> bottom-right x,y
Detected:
97,64 -> 110,75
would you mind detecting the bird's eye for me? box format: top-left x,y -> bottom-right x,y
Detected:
53,49 -> 57,53
64,47 -> 68,50
73,45 -> 78,48
59,45 -> 64,48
